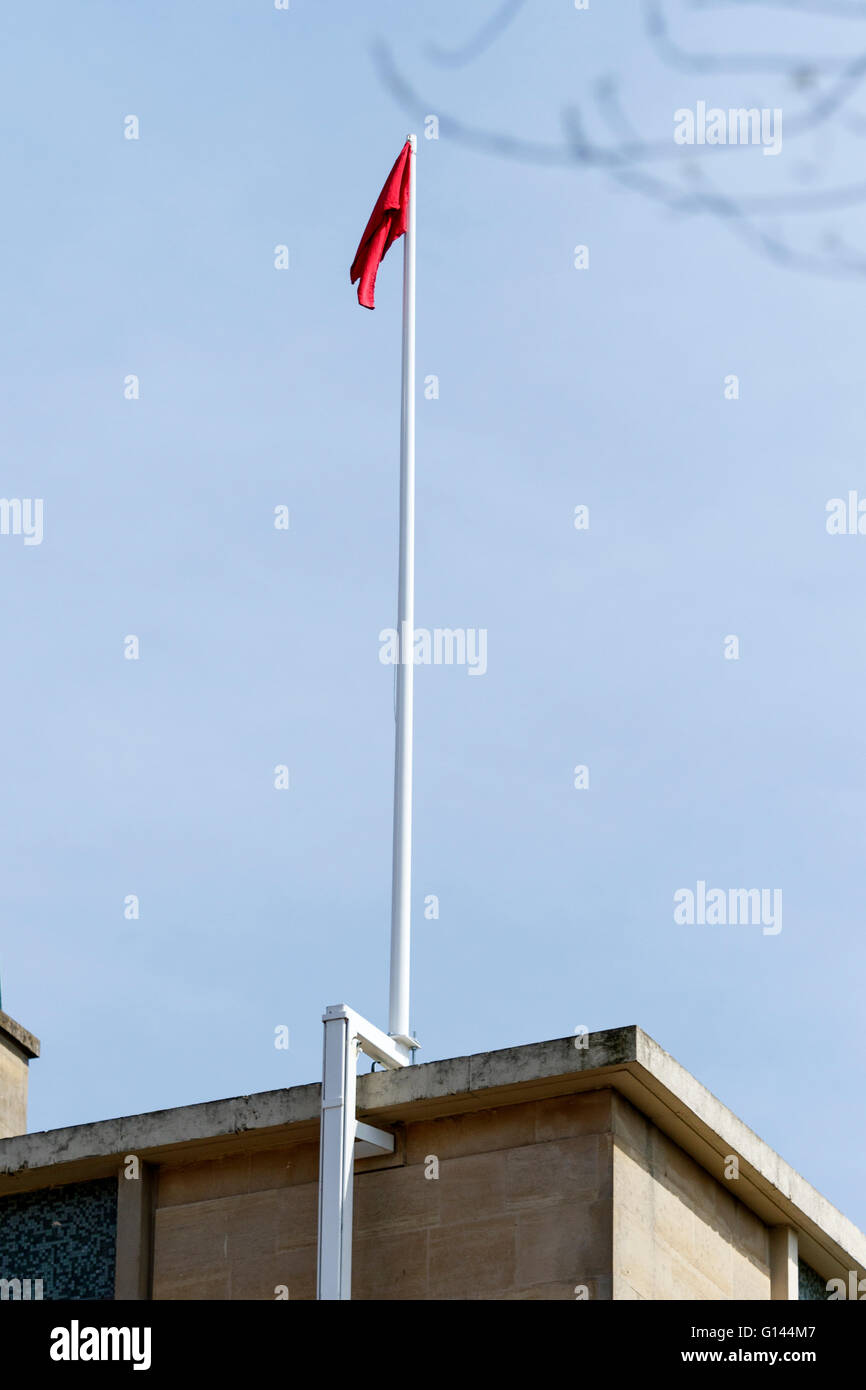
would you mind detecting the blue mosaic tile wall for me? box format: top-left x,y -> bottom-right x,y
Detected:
0,1177 -> 117,1300
798,1258 -> 830,1300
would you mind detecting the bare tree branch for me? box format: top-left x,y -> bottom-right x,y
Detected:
425,0 -> 528,67
374,0 -> 866,279
692,0 -> 866,16
646,0 -> 860,71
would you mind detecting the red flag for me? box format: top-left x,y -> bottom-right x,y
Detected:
350,142 -> 412,310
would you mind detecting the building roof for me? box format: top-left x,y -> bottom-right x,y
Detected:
0,1010 -> 40,1060
0,1024 -> 862,1282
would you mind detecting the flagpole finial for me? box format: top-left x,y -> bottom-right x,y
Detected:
407,133 -> 417,153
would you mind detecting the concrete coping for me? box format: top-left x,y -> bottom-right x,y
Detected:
0,1011 -> 40,1060
0,1023 -> 862,1283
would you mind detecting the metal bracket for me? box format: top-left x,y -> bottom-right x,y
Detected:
316,1004 -> 418,1300
354,1122 -> 395,1160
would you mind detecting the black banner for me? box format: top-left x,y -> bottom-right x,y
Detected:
0,1298 -> 859,1376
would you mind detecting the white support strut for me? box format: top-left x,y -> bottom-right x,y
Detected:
316,1005 -> 412,1301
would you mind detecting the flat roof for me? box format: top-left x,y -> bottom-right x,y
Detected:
0,1010 -> 40,1060
0,1023 -> 861,1282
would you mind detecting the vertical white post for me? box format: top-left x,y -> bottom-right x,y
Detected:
389,134 -> 417,1047
316,1005 -> 410,1301
316,1012 -> 358,1300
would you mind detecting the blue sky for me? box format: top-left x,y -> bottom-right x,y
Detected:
2,0 -> 865,1227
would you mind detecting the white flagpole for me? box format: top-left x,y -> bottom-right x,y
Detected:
388,134 -> 418,1048
317,135 -> 420,1304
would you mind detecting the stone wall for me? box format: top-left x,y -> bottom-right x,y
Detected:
152,1088 -> 615,1300
0,1032 -> 28,1140
612,1093 -> 771,1299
